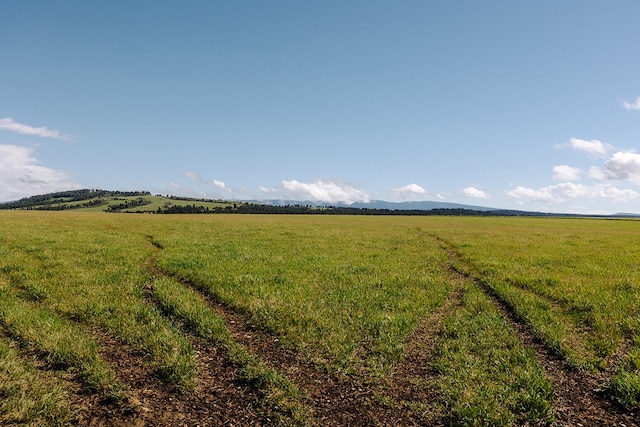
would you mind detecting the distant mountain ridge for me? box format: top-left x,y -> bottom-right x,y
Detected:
256,199 -> 497,211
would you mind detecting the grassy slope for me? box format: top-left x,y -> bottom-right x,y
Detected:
2,194 -> 234,212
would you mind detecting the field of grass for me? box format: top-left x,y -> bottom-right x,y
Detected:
0,211 -> 638,425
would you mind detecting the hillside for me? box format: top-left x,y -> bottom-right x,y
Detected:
0,189 -> 235,213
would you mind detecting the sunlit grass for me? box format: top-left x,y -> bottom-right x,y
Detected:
428,284 -> 553,425
428,216 -> 640,401
0,212 -> 196,390
1,211 -> 639,424
0,338 -> 72,426
153,216 -> 453,376
152,275 -> 309,425
0,290 -> 123,398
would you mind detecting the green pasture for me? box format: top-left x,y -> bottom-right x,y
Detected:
0,212 -> 638,425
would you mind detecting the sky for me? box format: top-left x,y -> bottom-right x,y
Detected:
2,1 -> 640,214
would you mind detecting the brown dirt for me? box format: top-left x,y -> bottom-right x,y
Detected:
71,328 -> 265,427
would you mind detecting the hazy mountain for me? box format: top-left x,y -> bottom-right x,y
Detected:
256,199 -> 496,211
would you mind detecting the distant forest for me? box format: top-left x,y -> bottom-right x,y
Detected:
156,203 -> 523,216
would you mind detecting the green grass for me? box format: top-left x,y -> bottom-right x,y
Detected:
427,216 -> 640,400
0,212 -> 197,390
1,211 -> 639,425
153,216 -> 453,376
0,290 -> 123,398
428,285 -> 553,425
152,275 -> 309,425
0,338 -> 72,426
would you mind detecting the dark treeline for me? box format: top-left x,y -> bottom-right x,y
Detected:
106,198 -> 151,212
156,203 -> 541,216
32,199 -> 107,211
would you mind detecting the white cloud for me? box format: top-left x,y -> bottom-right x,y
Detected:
507,182 -> 639,204
181,171 -> 202,181
0,118 -> 71,141
622,97 -> 640,111
568,137 -> 612,156
595,151 -> 640,184
463,186 -> 490,199
390,183 -> 427,200
282,179 -> 370,204
553,165 -> 582,181
507,186 -> 561,203
212,179 -> 227,190
0,144 -> 79,202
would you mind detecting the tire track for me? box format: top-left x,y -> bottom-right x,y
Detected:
70,272 -> 265,425
431,234 -> 638,426
144,237 -> 460,426
382,286 -> 466,426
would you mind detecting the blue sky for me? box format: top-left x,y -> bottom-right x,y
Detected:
2,1 -> 640,214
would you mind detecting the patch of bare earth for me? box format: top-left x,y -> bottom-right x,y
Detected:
435,236 -> 639,427
71,327 -> 265,427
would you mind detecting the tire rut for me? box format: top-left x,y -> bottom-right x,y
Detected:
72,290 -> 265,426
432,235 -> 638,426
144,239 -> 458,426
147,254 -> 391,425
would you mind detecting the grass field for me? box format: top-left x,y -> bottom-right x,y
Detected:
0,211 -> 638,425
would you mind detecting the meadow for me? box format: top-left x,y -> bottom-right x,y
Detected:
0,211 -> 638,425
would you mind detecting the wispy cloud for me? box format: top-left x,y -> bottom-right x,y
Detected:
281,179 -> 370,204
0,118 -> 71,141
567,137 -> 612,156
622,97 -> 640,111
259,185 -> 277,194
180,171 -> 231,193
181,171 -> 202,182
463,186 -> 490,199
553,165 -> 582,181
0,144 -> 79,202
390,183 -> 426,200
506,186 -> 562,203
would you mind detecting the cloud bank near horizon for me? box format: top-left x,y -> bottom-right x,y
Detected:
0,118 -> 78,201
0,144 -> 79,201
507,137 -> 640,208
